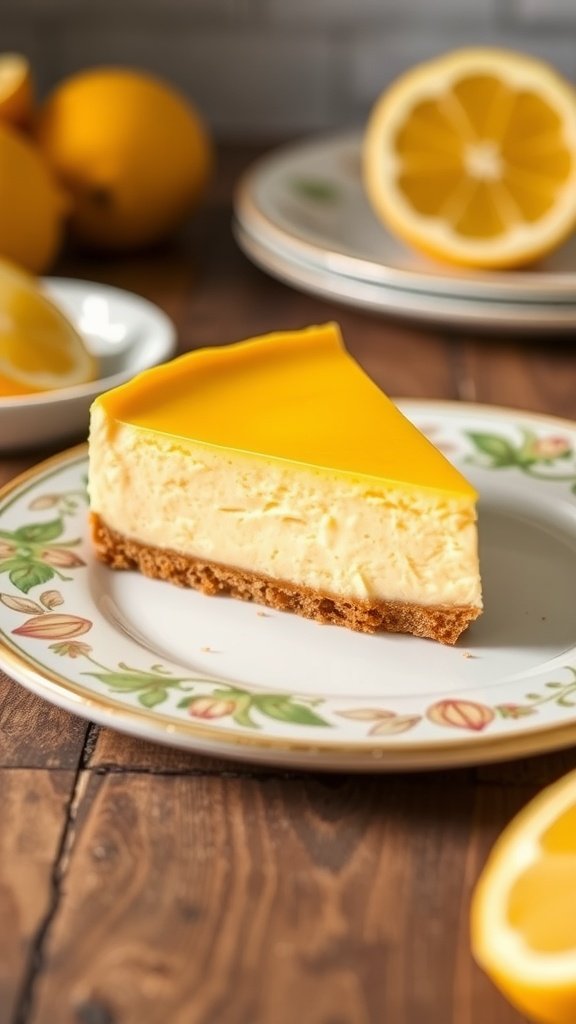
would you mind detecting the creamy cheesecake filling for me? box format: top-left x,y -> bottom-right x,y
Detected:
89,407 -> 482,610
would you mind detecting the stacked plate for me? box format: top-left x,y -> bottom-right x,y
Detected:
234,132 -> 576,334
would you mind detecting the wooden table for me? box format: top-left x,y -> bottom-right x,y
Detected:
2,146 -> 575,1024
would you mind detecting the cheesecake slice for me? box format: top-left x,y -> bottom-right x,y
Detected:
89,323 -> 482,643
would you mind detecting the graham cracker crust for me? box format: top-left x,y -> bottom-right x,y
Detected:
90,513 -> 480,645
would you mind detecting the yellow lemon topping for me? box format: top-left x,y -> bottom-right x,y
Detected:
95,322 -> 474,499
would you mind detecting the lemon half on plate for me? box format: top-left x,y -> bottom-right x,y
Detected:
363,48 -> 576,269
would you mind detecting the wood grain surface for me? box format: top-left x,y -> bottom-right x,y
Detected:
0,770 -> 76,1022
1,144 -> 575,1024
0,675 -> 87,770
22,774 -> 533,1024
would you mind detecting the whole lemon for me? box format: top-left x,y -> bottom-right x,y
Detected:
0,122 -> 64,273
36,68 -> 212,250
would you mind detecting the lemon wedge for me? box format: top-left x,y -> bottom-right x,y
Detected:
0,53 -> 34,130
363,48 -> 576,268
0,260 -> 96,396
471,768 -> 576,1023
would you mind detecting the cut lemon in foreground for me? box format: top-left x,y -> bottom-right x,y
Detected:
471,769 -> 576,1023
0,53 -> 34,130
0,260 -> 96,396
363,48 -> 576,268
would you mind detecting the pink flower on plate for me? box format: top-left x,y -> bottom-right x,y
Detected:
531,435 -> 572,461
496,702 -> 536,719
427,698 -> 495,732
188,696 -> 237,720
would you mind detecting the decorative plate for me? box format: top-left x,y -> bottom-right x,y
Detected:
235,132 -> 576,304
2,401 -> 576,771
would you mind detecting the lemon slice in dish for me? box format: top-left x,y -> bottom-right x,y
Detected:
0,259 -> 96,396
471,768 -> 576,1023
363,48 -> 576,268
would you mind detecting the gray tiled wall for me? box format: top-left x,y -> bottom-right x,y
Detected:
2,0 -> 576,138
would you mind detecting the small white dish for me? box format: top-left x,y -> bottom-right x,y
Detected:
2,401 -> 576,771
0,277 -> 177,452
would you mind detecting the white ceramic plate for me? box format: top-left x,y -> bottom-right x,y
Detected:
0,278 -> 176,452
235,132 -> 576,305
236,221 -> 576,334
2,402 -> 576,771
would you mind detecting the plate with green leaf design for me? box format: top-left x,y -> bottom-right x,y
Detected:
235,132 -> 576,307
2,401 -> 576,771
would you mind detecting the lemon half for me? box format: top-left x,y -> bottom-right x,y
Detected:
363,48 -> 576,268
472,768 -> 576,1023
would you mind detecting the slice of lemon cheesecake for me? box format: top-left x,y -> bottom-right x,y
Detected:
89,323 -> 482,643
